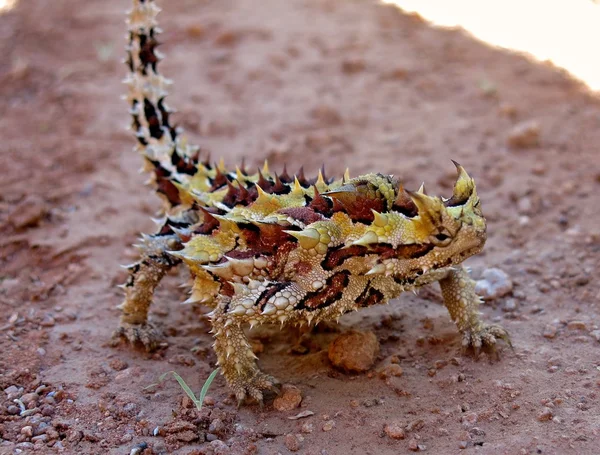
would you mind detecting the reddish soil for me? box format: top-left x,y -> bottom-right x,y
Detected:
1,0 -> 600,454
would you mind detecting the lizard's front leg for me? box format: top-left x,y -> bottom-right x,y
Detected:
210,292 -> 282,406
439,267 -> 511,355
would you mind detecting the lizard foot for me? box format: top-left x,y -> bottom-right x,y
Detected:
231,371 -> 280,407
111,321 -> 166,352
461,323 -> 511,359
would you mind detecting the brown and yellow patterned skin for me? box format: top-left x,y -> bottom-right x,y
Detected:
113,0 -> 510,404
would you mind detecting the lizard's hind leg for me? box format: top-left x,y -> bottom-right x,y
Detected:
112,232 -> 182,351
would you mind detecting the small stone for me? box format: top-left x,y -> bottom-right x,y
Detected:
109,359 -> 128,371
543,325 -> 558,339
4,385 -> 20,398
41,405 -> 55,416
408,438 -> 420,451
590,330 -> 600,342
328,330 -> 379,373
507,120 -> 540,149
567,321 -> 587,331
537,407 -> 553,422
21,426 -> 33,438
209,418 -> 225,436
322,420 -> 335,432
284,434 -> 301,452
384,421 -> 406,440
461,412 -> 478,426
301,422 -> 314,434
7,405 -> 20,415
502,299 -> 518,312
405,419 -> 425,432
475,268 -> 513,300
378,364 -> 404,379
31,434 -> 48,443
21,393 -> 39,407
273,384 -> 303,411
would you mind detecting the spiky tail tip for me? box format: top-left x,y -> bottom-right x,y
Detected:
124,0 -> 202,207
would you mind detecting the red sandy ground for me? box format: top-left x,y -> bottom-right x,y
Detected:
1,0 -> 600,454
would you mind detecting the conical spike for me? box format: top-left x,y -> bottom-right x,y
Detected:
371,210 -> 388,227
273,172 -> 286,193
446,160 -> 474,206
236,180 -> 249,200
284,228 -> 321,249
201,151 -> 212,167
202,264 -> 234,280
417,182 -> 427,195
296,166 -> 307,186
407,191 -> 445,227
235,166 -> 245,183
280,164 -> 291,182
217,157 -> 226,171
240,157 -> 247,175
392,182 -> 418,216
212,166 -> 229,189
351,231 -> 379,247
343,168 -> 351,183
320,164 -> 328,183
255,184 -> 270,201
225,256 -> 255,276
309,186 -> 331,213
292,177 -> 303,195
316,169 -> 326,188
262,303 -> 277,315
256,168 -> 270,190
365,263 -> 386,275
262,160 -> 270,175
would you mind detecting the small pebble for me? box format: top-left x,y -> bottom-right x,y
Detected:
301,422 -> 314,434
408,438 -> 420,451
273,384 -> 303,411
537,407 -> 553,422
507,120 -> 540,148
322,420 -> 335,432
384,421 -> 406,440
21,426 -> 33,438
475,268 -> 513,300
378,364 -> 404,379
284,434 -> 301,452
542,325 -> 558,339
328,330 -> 379,373
567,321 -> 587,331
21,393 -> 39,407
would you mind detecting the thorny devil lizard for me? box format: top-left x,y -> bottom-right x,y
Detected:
113,0 -> 511,405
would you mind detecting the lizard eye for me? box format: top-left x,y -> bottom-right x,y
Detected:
430,232 -> 452,246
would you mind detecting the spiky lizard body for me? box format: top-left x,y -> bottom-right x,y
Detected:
114,0 -> 510,404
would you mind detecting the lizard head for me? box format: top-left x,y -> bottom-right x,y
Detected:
350,162 -> 486,278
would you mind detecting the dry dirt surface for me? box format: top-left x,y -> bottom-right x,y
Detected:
1,0 -> 600,454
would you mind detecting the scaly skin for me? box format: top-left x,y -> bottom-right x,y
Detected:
113,0 -> 511,404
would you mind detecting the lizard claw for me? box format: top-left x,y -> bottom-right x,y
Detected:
233,372 -> 280,407
461,323 -> 511,359
111,321 -> 166,352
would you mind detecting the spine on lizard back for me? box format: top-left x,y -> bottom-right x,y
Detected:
124,0 -> 201,208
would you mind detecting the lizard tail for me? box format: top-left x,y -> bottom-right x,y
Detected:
124,0 -> 200,209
